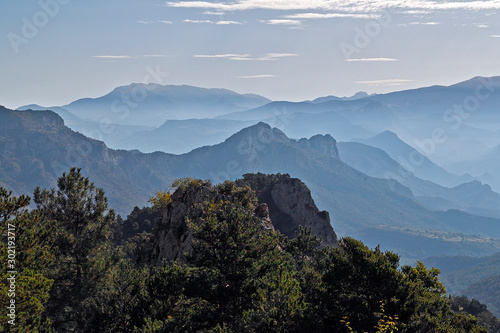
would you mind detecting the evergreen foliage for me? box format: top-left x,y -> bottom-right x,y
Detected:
0,173 -> 495,332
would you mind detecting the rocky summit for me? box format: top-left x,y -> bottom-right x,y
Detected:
236,173 -> 338,246
148,174 -> 337,266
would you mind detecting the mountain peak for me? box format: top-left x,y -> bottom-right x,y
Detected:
345,91 -> 370,100
449,76 -> 500,89
222,122 -> 291,149
372,130 -> 400,141
311,91 -> 372,104
299,134 -> 339,159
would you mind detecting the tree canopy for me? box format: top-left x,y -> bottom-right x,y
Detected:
0,172 -> 495,332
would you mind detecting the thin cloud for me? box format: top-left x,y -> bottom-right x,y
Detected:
408,21 -> 440,25
184,19 -> 213,23
235,74 -> 276,79
357,79 -> 412,86
261,19 -> 302,25
216,20 -> 244,25
93,55 -> 133,59
165,0 -> 500,12
141,55 -> 169,58
346,58 -> 397,62
194,54 -> 251,59
184,19 -> 244,24
194,53 -> 297,61
92,55 -> 168,59
284,12 -> 378,19
492,35 -> 500,38
204,11 -> 225,15
137,20 -> 172,24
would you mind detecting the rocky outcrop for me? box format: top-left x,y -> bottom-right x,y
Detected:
236,173 -> 338,246
297,134 -> 339,160
148,174 -> 338,266
148,180 -> 275,265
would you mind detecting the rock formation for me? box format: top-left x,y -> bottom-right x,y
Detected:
148,174 -> 337,266
236,173 -> 338,246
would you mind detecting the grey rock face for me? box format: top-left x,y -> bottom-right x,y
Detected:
148,174 -> 337,266
237,173 -> 338,246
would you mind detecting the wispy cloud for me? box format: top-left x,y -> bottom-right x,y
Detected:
346,58 -> 397,62
166,0 -> 500,12
408,21 -> 440,25
284,12 -> 378,19
492,35 -> 500,38
184,19 -> 213,24
92,55 -> 168,59
216,20 -> 244,25
356,79 -> 412,86
184,19 -> 244,24
137,20 -> 172,24
261,19 -> 302,25
93,55 -> 133,59
194,53 -> 297,61
194,53 -> 250,59
235,74 -> 276,79
204,11 -> 225,15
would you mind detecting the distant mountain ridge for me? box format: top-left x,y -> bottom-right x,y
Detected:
337,141 -> 500,219
2,106 -> 500,264
60,84 -> 271,126
353,130 -> 472,188
310,91 -> 374,103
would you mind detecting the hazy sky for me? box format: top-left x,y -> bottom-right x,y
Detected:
1,0 -> 499,109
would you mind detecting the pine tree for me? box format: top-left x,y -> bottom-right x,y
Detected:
34,168 -> 117,331
0,187 -> 54,330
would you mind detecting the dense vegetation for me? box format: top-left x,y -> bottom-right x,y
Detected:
1,169 -> 497,332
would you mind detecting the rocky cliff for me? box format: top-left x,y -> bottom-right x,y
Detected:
236,173 -> 338,246
148,174 -> 337,265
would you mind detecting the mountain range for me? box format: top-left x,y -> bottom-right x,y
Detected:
18,77 -> 500,184
36,84 -> 270,126
338,140 -> 500,219
2,106 -> 500,265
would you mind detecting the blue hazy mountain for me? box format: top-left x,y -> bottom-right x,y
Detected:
2,106 -> 500,264
61,84 -> 271,126
20,76 -> 499,176
17,104 -> 81,123
353,130 -> 472,188
16,104 -> 154,149
310,91 -> 373,103
338,141 -> 500,219
215,76 -> 500,167
119,118 -> 255,154
445,143 -> 500,192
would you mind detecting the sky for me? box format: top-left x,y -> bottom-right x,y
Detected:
1,0 -> 500,109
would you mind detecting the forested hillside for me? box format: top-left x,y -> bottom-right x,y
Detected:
0,170 -> 495,332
